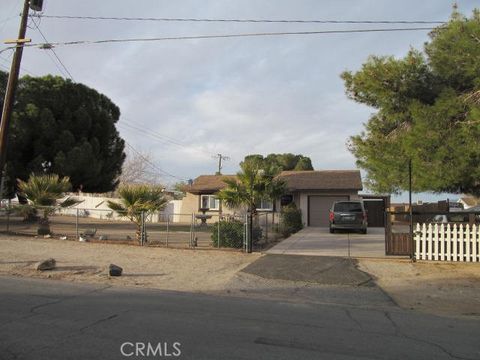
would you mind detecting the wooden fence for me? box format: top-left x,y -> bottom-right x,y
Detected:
414,223 -> 480,262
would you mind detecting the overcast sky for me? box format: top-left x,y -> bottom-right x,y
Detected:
0,1 -> 478,201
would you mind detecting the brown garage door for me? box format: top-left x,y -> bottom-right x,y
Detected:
308,195 -> 349,227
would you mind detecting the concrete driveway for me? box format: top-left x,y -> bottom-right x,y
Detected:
267,227 -> 386,258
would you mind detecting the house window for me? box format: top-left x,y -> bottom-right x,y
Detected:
257,198 -> 273,211
280,194 -> 293,206
200,195 -> 220,211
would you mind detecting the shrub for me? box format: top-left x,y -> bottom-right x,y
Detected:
279,204 -> 303,237
211,220 -> 244,248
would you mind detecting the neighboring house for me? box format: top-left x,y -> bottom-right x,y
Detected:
58,193 -> 182,222
458,196 -> 480,210
181,170 -> 363,227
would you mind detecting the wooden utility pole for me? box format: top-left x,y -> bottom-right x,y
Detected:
213,153 -> 230,175
0,0 -> 31,194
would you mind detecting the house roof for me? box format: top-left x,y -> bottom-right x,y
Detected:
459,197 -> 480,207
278,170 -> 363,191
187,175 -> 237,194
187,170 -> 362,194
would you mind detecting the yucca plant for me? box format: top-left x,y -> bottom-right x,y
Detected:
17,174 -> 78,235
107,184 -> 167,244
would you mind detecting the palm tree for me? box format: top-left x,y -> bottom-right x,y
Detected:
107,184 -> 167,244
17,174 -> 77,235
218,160 -> 285,251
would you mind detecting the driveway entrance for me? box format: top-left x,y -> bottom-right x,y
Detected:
267,227 -> 386,257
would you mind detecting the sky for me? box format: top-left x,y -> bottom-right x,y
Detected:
0,0 -> 478,202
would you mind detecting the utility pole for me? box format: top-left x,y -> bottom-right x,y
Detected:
0,0 -> 32,196
213,154 -> 230,175
408,158 -> 414,260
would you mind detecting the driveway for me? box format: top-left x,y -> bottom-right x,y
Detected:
267,227 -> 386,257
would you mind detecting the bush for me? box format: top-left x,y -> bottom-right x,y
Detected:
279,204 -> 303,237
211,219 -> 263,248
211,220 -> 244,248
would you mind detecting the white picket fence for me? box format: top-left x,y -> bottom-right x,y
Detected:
414,223 -> 480,262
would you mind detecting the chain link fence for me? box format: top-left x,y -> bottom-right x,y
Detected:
0,207 -> 250,250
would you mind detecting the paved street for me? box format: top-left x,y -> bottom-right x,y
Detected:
268,227 -> 386,257
1,276 -> 479,360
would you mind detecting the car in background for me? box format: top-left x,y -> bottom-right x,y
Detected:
329,200 -> 368,234
429,212 -> 480,224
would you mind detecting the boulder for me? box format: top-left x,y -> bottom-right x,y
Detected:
109,264 -> 123,277
36,258 -> 56,271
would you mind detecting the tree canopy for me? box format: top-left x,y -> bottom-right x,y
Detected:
243,153 -> 313,172
342,9 -> 480,195
0,72 -> 125,195
218,160 -> 286,213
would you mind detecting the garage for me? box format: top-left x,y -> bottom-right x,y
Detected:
308,195 -> 349,227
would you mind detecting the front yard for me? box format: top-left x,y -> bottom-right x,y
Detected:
0,235 -> 260,292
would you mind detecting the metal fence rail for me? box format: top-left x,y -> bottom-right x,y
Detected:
0,207 -> 249,250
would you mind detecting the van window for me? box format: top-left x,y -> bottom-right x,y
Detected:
334,202 -> 363,212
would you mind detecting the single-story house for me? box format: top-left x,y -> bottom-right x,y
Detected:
458,196 -> 480,210
180,170 -> 363,227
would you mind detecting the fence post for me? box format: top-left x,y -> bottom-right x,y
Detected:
473,224 -> 478,262
6,205 -> 9,232
141,211 -> 146,246
75,208 -> 79,239
452,224 -> 458,262
166,214 -> 169,247
217,215 -> 220,248
265,213 -> 268,241
244,214 -> 248,252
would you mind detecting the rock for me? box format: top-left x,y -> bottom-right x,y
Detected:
79,236 -> 87,242
59,236 -> 67,240
36,258 -> 56,271
43,234 -> 52,239
99,235 -> 108,240
109,264 -> 123,277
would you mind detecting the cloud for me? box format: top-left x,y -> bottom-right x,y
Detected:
1,0 -> 477,188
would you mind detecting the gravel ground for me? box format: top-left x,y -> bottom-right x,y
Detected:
1,235 -> 479,318
358,258 -> 480,318
0,235 -> 260,292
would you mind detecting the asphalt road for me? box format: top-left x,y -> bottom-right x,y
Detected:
1,276 -> 479,360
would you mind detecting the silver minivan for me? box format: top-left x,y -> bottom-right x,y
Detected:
329,201 -> 368,234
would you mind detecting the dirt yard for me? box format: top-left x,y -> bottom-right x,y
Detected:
2,234 -> 479,319
358,258 -> 480,318
0,235 -> 260,292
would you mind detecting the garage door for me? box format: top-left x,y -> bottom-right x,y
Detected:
308,195 -> 349,227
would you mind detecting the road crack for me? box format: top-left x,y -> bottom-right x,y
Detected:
383,311 -> 473,360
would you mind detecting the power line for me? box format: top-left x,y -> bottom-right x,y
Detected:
0,26 -> 437,55
118,118 -> 215,158
30,14 -> 446,25
31,17 -> 75,81
7,26 -> 435,52
124,141 -> 186,181
0,55 -> 37,76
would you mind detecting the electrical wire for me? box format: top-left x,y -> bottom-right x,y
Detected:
0,26 -> 436,54
119,119 -> 214,158
6,26 -> 437,52
30,14 -> 446,25
31,17 -> 75,81
0,54 -> 37,76
124,141 -> 187,181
